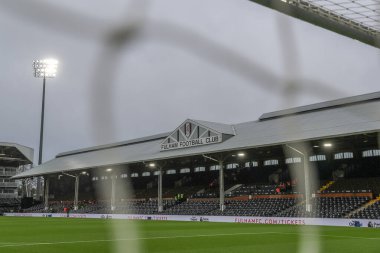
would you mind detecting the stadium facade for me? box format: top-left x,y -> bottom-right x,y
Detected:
13,92 -> 380,217
0,143 -> 33,212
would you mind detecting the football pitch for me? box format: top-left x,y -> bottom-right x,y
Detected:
1,217 -> 380,253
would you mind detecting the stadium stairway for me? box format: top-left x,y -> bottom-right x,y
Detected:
346,195 -> 380,218
225,184 -> 242,195
319,181 -> 335,193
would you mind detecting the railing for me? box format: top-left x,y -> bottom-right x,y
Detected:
0,171 -> 17,176
0,193 -> 17,198
0,182 -> 18,187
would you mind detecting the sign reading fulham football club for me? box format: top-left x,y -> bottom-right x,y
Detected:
160,120 -> 227,151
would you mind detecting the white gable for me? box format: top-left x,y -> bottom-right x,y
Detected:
160,119 -> 232,151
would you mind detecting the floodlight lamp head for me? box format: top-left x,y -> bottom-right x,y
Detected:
33,58 -> 58,78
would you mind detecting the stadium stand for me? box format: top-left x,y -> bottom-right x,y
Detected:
8,93 -> 380,222
350,198 -> 380,219
208,198 -> 298,217
15,176 -> 380,219
277,196 -> 370,218
162,200 -> 219,215
322,177 -> 380,195
0,198 -> 20,213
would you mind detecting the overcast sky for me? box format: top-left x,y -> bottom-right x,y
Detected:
0,0 -> 379,164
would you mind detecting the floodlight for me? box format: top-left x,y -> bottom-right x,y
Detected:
33,58 -> 58,78
149,163 -> 156,168
323,143 -> 332,147
237,152 -> 245,157
106,168 -> 112,172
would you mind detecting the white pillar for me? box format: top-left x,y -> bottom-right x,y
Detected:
37,177 -> 42,200
304,152 -> 312,212
74,175 -> 79,211
111,176 -> 116,211
285,144 -> 312,213
158,168 -> 163,212
44,177 -> 49,211
21,179 -> 26,198
219,160 -> 225,211
26,178 -> 31,197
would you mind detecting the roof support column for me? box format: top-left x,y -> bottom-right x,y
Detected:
285,144 -> 312,213
62,172 -> 79,210
74,175 -> 79,211
27,178 -> 32,197
44,177 -> 49,211
21,179 -> 27,198
304,151 -> 312,212
219,160 -> 225,212
111,176 -> 116,211
158,167 -> 163,212
203,154 -> 227,212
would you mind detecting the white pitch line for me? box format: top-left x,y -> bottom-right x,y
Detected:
278,232 -> 380,240
0,232 -> 276,248
1,231 -> 380,248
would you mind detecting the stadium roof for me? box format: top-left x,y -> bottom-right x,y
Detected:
0,142 -> 34,165
249,0 -> 380,49
14,92 -> 380,179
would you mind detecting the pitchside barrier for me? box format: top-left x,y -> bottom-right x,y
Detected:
4,213 -> 380,228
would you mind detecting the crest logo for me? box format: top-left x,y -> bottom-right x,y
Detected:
185,122 -> 192,138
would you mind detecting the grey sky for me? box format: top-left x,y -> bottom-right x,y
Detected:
0,0 -> 379,164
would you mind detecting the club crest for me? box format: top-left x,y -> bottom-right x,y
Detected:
185,122 -> 192,138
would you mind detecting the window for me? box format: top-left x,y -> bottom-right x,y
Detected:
210,165 -> 220,171
101,176 -> 108,180
166,169 -> 176,175
131,173 -> 139,178
363,149 -> 380,157
285,157 -> 301,164
120,174 -> 128,178
264,159 -> 278,166
180,168 -> 190,174
153,171 -> 160,176
194,166 -> 205,173
142,172 -> 151,177
309,155 -> 326,162
92,177 -> 98,181
244,161 -> 258,167
226,163 -> 239,169
334,152 -> 353,160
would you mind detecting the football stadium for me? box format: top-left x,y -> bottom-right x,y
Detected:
1,93 -> 380,252
1,0 -> 380,253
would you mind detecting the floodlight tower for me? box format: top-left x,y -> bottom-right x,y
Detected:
33,59 -> 58,200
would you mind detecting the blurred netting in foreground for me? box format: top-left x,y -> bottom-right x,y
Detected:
1,1 -> 379,253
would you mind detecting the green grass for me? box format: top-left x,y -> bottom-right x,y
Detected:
1,217 -> 380,253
